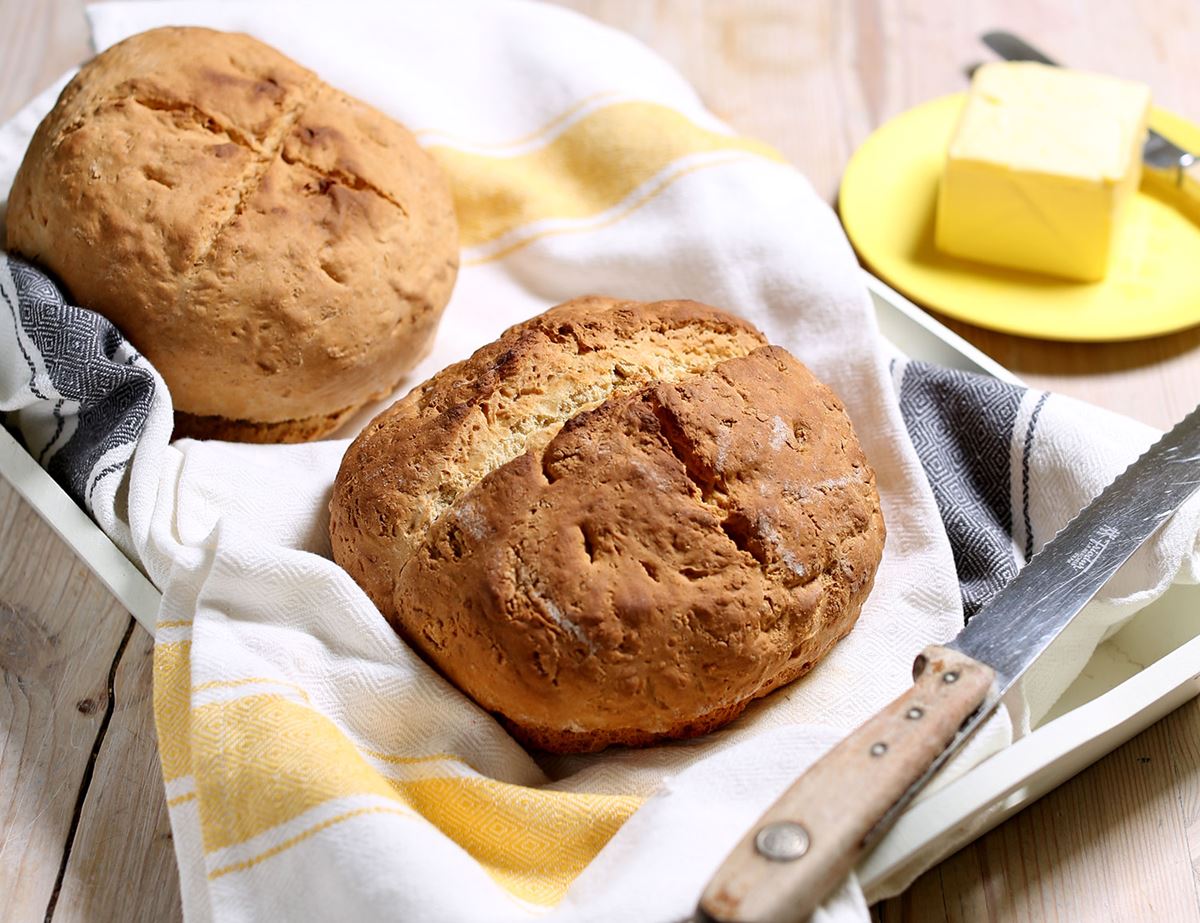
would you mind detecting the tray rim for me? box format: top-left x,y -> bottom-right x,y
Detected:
0,421 -> 160,630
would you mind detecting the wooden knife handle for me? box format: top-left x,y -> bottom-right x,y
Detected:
697,645 -> 995,923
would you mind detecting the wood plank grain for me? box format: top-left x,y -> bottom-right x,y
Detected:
0,480 -> 131,920
52,629 -> 181,923
1165,697 -> 1200,906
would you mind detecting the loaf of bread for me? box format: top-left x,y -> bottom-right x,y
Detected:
6,27 -> 458,442
330,297 -> 885,752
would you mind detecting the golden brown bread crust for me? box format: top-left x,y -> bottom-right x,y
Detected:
5,27 -> 458,440
330,297 -> 884,752
330,295 -> 768,608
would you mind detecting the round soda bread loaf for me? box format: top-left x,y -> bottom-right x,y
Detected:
330,297 -> 885,752
5,27 -> 458,442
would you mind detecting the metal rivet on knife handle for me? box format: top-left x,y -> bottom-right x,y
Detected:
697,645 -> 995,923
754,822 -> 810,862
906,707 -> 924,720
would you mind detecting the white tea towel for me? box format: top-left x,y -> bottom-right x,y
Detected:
1,1 -> 1198,920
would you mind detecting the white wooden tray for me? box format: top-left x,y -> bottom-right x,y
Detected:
858,274 -> 1200,893
1,273 -> 1196,895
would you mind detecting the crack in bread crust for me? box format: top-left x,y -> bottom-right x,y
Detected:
330,296 -> 767,606
178,80 -> 315,312
126,96 -> 260,149
280,150 -> 410,214
330,298 -> 887,754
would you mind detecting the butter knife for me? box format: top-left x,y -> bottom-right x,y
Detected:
982,30 -> 1198,184
697,403 -> 1200,923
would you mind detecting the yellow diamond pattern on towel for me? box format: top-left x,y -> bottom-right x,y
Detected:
431,100 -> 782,249
188,693 -> 641,905
190,694 -> 397,852
153,639 -> 192,783
401,778 -> 639,905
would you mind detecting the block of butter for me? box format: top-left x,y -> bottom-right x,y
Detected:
935,61 -> 1151,281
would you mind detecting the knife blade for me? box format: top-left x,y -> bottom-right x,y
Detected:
697,402 -> 1200,923
982,30 -> 1198,178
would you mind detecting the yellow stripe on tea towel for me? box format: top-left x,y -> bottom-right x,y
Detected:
461,151 -> 764,266
431,100 -> 782,254
185,693 -> 641,905
153,640 -> 193,783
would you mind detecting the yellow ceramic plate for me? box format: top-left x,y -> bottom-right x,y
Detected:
839,94 -> 1200,341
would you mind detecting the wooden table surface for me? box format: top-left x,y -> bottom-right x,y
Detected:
2,2 -> 1199,921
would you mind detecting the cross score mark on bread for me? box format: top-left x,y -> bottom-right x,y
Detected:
331,298 -> 885,753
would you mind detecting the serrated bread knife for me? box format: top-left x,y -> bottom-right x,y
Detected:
697,403 -> 1200,923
